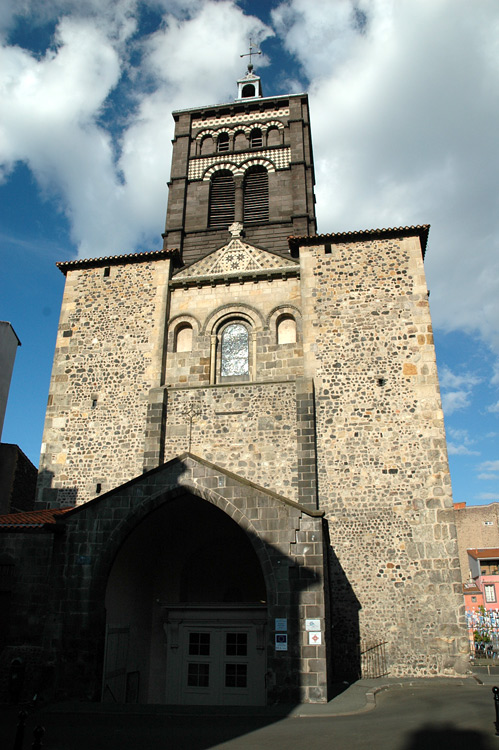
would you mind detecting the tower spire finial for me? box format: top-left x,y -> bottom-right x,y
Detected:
240,38 -> 261,73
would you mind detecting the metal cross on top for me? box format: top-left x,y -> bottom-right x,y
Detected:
240,38 -> 261,72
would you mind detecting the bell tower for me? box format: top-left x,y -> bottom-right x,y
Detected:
162,64 -> 316,267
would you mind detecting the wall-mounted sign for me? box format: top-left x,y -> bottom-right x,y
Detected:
275,634 -> 288,651
308,631 -> 322,646
305,619 -> 321,631
275,618 -> 287,632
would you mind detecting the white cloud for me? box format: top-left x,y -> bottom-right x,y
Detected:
274,0 -> 499,359
446,427 -> 479,456
439,366 -> 482,391
0,1 -> 271,258
478,473 -> 498,481
488,401 -> 499,414
479,461 -> 499,473
447,443 -> 479,456
441,390 -> 471,416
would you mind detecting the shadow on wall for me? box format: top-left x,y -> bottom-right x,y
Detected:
328,547 -> 361,682
36,469 -> 78,508
30,455 -> 330,709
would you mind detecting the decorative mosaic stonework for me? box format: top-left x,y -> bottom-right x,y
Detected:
192,109 -> 290,129
174,238 -> 298,279
188,148 -> 290,180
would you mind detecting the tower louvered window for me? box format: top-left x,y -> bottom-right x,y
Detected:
243,166 -> 269,224
209,171 -> 235,228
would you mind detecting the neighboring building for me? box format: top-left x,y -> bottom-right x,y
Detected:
0,444 -> 37,515
0,323 -> 36,515
454,501 -> 499,581
0,67 -> 467,706
0,322 -> 20,440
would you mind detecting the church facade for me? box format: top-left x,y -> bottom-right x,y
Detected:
0,68 -> 467,705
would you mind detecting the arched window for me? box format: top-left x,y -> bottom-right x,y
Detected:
243,166 -> 269,224
267,127 -> 280,147
175,323 -> 193,352
242,83 -> 256,98
217,133 -> 229,152
209,171 -> 235,228
200,135 -> 214,155
277,315 -> 297,344
249,128 -> 263,148
234,131 -> 247,151
220,323 -> 249,378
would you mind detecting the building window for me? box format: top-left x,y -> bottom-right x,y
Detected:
175,323 -> 193,353
209,171 -> 235,228
217,133 -> 229,152
243,166 -> 268,224
485,584 -> 496,603
242,83 -> 256,98
249,128 -> 263,148
220,323 -> 249,377
277,315 -> 297,344
480,559 -> 499,575
471,596 -> 477,603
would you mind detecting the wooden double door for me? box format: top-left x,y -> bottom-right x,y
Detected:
164,609 -> 267,706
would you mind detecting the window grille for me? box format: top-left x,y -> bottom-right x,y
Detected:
209,172 -> 235,228
250,128 -> 263,148
217,133 -> 229,152
243,167 -> 268,224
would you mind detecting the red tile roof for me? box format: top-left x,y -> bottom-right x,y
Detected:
0,508 -> 74,528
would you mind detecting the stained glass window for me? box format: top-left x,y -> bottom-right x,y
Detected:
221,324 -> 249,377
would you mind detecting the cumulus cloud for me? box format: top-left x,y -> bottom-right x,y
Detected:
479,461 -> 499,473
438,366 -> 481,415
446,427 -> 479,456
0,0 -> 271,257
274,0 -> 499,358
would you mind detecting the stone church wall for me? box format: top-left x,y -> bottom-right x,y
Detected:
163,382 -> 299,500
299,235 -> 467,676
37,257 -> 171,507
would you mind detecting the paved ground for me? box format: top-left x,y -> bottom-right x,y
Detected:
2,676 -> 499,749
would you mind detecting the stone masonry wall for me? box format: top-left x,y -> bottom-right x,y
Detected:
43,456 -> 328,703
37,258 -> 170,507
299,235 -> 468,676
163,382 -> 299,501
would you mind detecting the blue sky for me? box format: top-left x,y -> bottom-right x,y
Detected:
1,0 -> 498,506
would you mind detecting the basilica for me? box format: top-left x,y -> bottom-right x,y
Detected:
0,65 -> 467,705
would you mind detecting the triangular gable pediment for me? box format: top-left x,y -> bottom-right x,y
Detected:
172,236 -> 298,286
58,453 -> 321,521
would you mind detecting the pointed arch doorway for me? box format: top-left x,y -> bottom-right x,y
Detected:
104,492 -> 267,705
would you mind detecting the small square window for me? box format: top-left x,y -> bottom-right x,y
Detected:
225,663 -> 247,688
189,632 -> 210,656
187,663 -> 209,687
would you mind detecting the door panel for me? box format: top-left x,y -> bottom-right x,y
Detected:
165,618 -> 265,706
